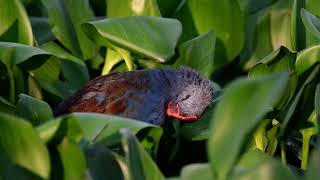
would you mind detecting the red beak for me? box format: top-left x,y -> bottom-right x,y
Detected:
166,102 -> 198,121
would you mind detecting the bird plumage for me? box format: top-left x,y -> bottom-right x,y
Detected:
54,67 -> 214,125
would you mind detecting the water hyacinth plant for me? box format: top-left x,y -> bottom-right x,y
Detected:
0,0 -> 320,179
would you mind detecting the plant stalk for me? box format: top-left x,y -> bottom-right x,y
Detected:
6,66 -> 15,103
280,141 -> 287,165
301,133 -> 310,170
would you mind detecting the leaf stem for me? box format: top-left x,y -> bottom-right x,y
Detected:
6,65 -> 15,103
301,133 -> 310,170
280,141 -> 287,165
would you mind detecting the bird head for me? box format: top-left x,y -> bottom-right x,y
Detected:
166,67 -> 214,121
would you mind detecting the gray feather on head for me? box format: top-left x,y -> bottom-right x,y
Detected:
170,67 -> 215,118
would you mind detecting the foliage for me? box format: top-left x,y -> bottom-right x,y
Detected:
0,0 -> 320,179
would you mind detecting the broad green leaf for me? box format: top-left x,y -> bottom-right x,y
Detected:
180,83 -> 221,141
41,41 -> 85,66
0,42 -> 51,68
266,120 -> 280,156
102,48 -> 123,75
233,159 -> 298,180
305,0 -> 320,46
85,144 -> 124,180
301,9 -> 320,42
306,148 -> 320,180
291,0 -> 305,51
0,96 -> 15,114
180,163 -> 213,180
0,0 -> 33,45
237,0 -> 276,14
180,107 -> 213,141
296,43 -> 320,75
68,113 -> 162,144
120,128 -> 164,180
27,75 -> 43,100
236,149 -> 270,170
241,9 -> 273,69
249,47 -> 298,111
15,94 -> 53,126
270,0 -> 295,50
41,0 -> 96,59
253,119 -> 270,151
279,65 -> 320,137
208,72 -> 289,180
156,0 -> 182,17
316,83 -> 320,120
105,0 -> 161,72
0,42 -> 51,103
175,0 -> 244,62
57,138 -> 86,180
30,17 -> 55,45
0,144 -> 43,180
36,116 -> 83,144
40,60 -> 89,99
30,56 -> 61,83
0,113 -> 50,179
83,16 -> 182,62
300,111 -> 318,169
107,0 -> 161,17
242,0 -> 300,69
174,32 -> 216,77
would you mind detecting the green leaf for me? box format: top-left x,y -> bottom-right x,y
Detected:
296,43 -> 320,75
300,111 -> 318,169
156,0 -> 182,17
236,149 -> 270,170
30,17 -> 55,45
107,0 -> 161,17
242,0 -> 300,69
0,42 -> 51,68
36,115 -> 83,144
174,32 -> 216,77
305,0 -> 320,46
41,0 -> 96,59
120,128 -> 164,180
180,83 -> 221,141
179,163 -> 213,180
0,96 -> 15,114
15,94 -> 53,126
316,83 -> 320,120
85,145 -> 124,180
30,56 -> 61,83
57,138 -> 86,180
233,159 -> 298,180
0,113 -> 50,179
301,9 -> 320,43
69,113 -> 162,144
0,0 -> 33,45
270,0 -> 296,50
0,42 -> 51,103
249,46 -> 298,111
279,65 -> 320,137
208,72 -> 289,180
82,16 -> 182,63
306,148 -> 320,180
266,120 -> 280,156
175,0 -> 245,62
253,119 -> 270,152
40,60 -> 89,99
102,48 -> 123,75
41,41 -> 85,66
237,0 -> 276,14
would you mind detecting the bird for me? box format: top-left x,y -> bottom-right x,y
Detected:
54,67 -> 215,125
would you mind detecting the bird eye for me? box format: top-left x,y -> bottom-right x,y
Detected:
181,95 -> 191,102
